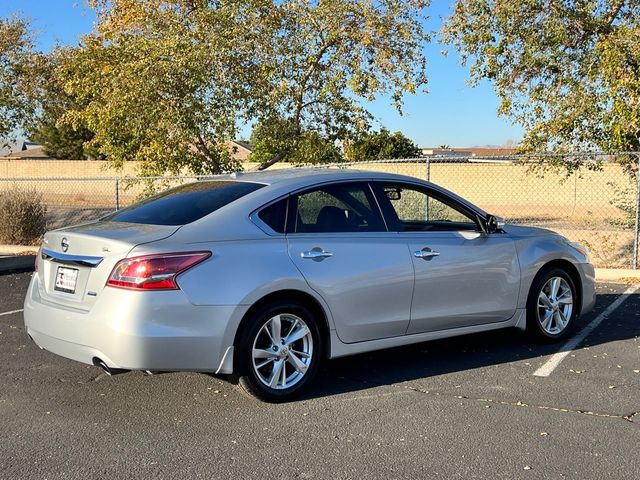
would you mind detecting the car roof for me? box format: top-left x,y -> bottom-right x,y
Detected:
168,166 -> 489,242
223,167 -> 422,187
219,166 -> 487,218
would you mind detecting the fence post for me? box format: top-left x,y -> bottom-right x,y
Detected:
425,156 -> 431,182
115,178 -> 120,211
634,157 -> 640,270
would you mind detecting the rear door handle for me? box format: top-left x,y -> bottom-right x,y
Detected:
301,248 -> 333,260
414,248 -> 440,259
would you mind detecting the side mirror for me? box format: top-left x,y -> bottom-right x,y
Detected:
486,214 -> 505,233
385,188 -> 401,201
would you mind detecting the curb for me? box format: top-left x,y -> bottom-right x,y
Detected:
594,268 -> 640,281
0,255 -> 35,273
0,245 -> 39,255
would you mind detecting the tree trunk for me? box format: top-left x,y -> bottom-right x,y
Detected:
194,135 -> 222,174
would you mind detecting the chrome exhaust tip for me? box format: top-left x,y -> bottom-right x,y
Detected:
92,357 -> 129,376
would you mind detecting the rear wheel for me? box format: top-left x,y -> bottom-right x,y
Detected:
234,302 -> 322,402
527,267 -> 577,342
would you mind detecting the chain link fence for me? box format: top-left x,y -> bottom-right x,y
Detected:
1,153 -> 639,269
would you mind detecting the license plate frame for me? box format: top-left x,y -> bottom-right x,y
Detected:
54,266 -> 79,294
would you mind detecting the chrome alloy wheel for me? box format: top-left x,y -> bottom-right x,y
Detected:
251,313 -> 313,390
537,276 -> 574,335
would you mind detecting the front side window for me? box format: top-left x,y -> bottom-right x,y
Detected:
375,183 -> 478,232
291,182 -> 385,233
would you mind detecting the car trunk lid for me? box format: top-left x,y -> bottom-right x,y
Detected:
37,221 -> 180,311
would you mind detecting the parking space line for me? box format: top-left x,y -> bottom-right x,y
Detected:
533,285 -> 640,377
0,309 -> 23,317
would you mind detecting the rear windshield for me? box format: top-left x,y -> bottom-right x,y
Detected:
104,181 -> 265,226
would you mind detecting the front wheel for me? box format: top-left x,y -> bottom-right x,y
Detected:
526,268 -> 577,342
234,302 -> 322,402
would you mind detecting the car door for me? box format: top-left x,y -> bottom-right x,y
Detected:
285,181 -> 415,343
372,181 -> 521,334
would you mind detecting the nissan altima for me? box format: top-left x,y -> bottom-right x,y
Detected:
24,169 -> 595,401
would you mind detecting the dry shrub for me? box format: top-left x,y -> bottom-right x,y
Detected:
0,186 -> 48,245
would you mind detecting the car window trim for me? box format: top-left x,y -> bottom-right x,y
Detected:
370,180 -> 484,233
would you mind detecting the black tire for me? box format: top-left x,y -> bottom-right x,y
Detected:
233,301 -> 323,402
526,267 -> 578,342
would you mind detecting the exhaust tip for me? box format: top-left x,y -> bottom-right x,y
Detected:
92,357 -> 129,376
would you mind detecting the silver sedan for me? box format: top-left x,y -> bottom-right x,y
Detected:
24,169 -> 596,401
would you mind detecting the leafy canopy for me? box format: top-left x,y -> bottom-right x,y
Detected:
0,16 -> 37,144
250,0 -> 429,169
442,0 -> 640,161
344,128 -> 421,162
58,0 -> 429,174
61,0 -> 275,175
249,117 -> 343,166
29,48 -> 99,160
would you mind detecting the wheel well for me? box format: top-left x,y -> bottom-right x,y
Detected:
536,259 -> 583,311
234,290 -> 331,359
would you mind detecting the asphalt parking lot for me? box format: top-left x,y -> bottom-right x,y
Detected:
1,272 -> 638,479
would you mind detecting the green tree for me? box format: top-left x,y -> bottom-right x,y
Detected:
250,117 -> 343,166
61,0 -> 270,175
442,1 -> 640,169
28,48 -> 98,159
58,0 -> 429,175
0,16 -> 37,145
0,17 -> 94,159
252,0 -> 430,169
344,128 -> 420,162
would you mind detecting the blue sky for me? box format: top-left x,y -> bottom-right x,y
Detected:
1,0 -> 523,147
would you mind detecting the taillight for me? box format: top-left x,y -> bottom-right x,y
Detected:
106,251 -> 211,290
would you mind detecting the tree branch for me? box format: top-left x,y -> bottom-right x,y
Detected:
194,134 -> 221,173
255,150 -> 287,171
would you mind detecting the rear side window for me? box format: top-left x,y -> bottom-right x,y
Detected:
257,198 -> 288,233
104,181 -> 264,226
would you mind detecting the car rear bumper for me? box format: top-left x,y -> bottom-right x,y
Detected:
23,274 -> 241,373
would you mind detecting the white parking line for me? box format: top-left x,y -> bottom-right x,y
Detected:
0,309 -> 23,317
533,284 -> 640,377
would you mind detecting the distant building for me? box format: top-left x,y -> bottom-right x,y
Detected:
1,138 -> 29,157
420,147 -> 517,161
226,140 -> 252,161
3,138 -> 252,161
420,148 -> 473,158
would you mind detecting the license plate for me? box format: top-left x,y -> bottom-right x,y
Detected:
54,266 -> 79,294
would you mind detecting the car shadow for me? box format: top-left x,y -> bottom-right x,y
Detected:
297,292 -> 640,401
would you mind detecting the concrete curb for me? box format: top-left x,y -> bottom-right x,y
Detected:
594,268 -> 640,281
0,254 -> 35,273
0,245 -> 39,255
0,245 -> 38,274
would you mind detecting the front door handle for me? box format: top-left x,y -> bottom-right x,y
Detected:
301,248 -> 333,260
414,248 -> 440,260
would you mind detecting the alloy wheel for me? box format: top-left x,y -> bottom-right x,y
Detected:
251,313 -> 314,390
537,276 -> 574,335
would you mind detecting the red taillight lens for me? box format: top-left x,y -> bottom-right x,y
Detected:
106,252 -> 211,290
